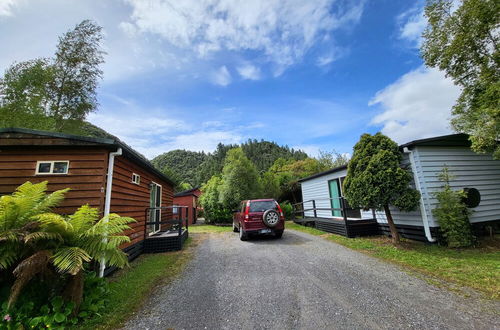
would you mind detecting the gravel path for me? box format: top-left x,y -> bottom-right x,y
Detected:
124,230 -> 500,330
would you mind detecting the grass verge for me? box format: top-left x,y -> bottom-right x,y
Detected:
188,224 -> 233,233
286,221 -> 500,299
78,237 -> 196,329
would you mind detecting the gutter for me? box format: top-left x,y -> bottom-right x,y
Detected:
403,147 -> 436,243
99,147 -> 123,277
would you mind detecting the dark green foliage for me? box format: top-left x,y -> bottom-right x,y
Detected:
219,148 -> 262,211
432,168 -> 475,247
151,149 -> 208,187
154,139 -> 308,188
343,133 -> 420,243
0,20 -> 105,133
279,202 -> 294,220
422,0 -> 500,159
240,139 -> 308,173
199,176 -> 232,224
343,133 -> 420,211
0,271 -> 108,329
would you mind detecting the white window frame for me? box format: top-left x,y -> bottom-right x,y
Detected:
35,161 -> 70,175
132,173 -> 141,185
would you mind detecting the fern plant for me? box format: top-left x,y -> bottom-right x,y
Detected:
0,181 -> 135,311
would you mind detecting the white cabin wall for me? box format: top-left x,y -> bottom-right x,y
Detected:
300,169 -> 347,218
415,146 -> 500,226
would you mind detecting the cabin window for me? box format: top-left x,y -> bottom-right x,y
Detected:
132,173 -> 141,185
35,161 -> 69,175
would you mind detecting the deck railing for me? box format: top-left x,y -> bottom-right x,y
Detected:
143,205 -> 189,240
292,197 -> 378,238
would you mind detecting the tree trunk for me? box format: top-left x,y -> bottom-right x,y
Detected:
62,270 -> 84,315
383,204 -> 400,245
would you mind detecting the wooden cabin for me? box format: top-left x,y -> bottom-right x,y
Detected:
0,128 -> 188,273
173,187 -> 201,225
297,134 -> 500,242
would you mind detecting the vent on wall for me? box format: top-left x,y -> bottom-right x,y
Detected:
462,187 -> 481,208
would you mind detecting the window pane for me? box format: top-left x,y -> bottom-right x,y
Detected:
249,201 -> 276,212
38,162 -> 51,173
53,162 -> 68,173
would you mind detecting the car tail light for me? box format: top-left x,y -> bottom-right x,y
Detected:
244,204 -> 249,221
276,203 -> 284,218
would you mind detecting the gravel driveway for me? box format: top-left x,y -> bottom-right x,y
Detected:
124,230 -> 499,330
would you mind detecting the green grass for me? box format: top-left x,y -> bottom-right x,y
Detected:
287,221 -> 500,299
188,224 -> 233,233
78,238 -> 196,329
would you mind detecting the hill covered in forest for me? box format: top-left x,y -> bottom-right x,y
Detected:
151,139 -> 308,187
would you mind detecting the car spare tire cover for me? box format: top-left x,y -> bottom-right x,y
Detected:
263,209 -> 280,228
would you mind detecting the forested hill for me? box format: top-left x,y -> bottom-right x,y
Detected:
151,150 -> 208,187
151,139 -> 308,187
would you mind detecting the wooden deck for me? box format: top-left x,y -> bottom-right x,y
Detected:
294,217 -> 379,238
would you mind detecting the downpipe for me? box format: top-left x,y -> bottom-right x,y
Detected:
99,147 -> 123,277
403,147 -> 436,243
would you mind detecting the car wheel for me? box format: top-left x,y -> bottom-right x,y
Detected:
233,223 -> 239,232
239,225 -> 248,241
262,209 -> 280,228
275,230 -> 283,239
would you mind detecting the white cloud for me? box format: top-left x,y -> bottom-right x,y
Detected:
369,66 -> 461,144
397,4 -> 426,47
212,65 -> 231,86
122,0 -> 365,73
237,63 -> 261,80
0,0 -> 17,16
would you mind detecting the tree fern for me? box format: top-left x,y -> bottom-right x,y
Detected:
2,182 -> 136,310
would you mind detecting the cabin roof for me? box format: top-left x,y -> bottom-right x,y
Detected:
399,133 -> 471,149
174,187 -> 201,197
297,164 -> 348,183
0,127 -> 175,186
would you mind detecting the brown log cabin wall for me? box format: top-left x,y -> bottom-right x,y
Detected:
111,156 -> 174,248
0,132 -> 174,250
0,145 -> 108,214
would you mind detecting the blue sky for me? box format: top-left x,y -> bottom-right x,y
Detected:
0,0 -> 460,158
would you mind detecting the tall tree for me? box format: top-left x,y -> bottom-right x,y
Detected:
0,20 -> 105,132
219,148 -> 261,210
343,133 -> 420,244
50,19 -> 105,130
422,0 -> 499,158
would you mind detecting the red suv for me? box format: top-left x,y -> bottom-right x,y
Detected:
233,199 -> 285,241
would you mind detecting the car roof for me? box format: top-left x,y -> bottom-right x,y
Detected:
247,199 -> 276,202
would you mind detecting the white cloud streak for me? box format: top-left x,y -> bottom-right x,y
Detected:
369,66 -> 461,144
122,0 -> 365,74
237,63 -> 261,80
212,65 -> 231,86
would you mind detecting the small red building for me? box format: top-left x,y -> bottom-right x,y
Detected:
174,187 -> 201,225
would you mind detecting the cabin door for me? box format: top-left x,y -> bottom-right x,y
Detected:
149,182 -> 162,234
328,179 -> 342,217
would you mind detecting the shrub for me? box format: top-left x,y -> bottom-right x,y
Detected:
0,181 -> 134,315
279,202 -> 294,220
432,168 -> 475,247
1,271 -> 109,329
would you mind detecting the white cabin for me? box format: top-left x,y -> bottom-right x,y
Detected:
298,134 -> 500,242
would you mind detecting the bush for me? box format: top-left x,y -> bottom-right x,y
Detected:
1,271 -> 108,329
279,202 -> 294,220
0,181 -> 134,325
432,168 -> 475,247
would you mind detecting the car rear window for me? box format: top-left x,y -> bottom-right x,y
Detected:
249,201 -> 277,212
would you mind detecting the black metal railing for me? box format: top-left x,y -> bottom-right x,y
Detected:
292,197 -> 377,237
143,206 -> 189,240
